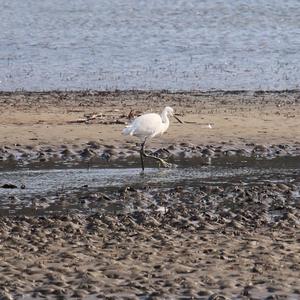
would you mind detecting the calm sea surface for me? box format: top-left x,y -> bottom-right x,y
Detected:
1,0 -> 300,91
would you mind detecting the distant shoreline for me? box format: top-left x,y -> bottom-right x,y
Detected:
1,89 -> 300,95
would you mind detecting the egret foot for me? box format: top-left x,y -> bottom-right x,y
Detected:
140,139 -> 174,170
158,159 -> 173,168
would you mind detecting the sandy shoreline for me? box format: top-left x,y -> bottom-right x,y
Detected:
0,91 -> 300,299
1,90 -> 300,169
0,90 -> 299,149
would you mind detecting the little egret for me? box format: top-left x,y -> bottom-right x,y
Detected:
122,106 -> 182,171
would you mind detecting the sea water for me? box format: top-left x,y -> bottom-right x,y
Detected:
1,0 -> 300,91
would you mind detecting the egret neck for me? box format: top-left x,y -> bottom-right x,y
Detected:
160,109 -> 170,134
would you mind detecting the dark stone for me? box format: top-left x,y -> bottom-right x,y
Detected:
1,183 -> 18,189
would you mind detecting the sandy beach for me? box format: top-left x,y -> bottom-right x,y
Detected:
0,90 -> 299,148
0,91 -> 300,299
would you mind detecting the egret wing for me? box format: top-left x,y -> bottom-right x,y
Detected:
128,113 -> 162,138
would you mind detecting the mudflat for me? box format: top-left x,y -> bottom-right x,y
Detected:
1,208 -> 300,299
0,91 -> 300,300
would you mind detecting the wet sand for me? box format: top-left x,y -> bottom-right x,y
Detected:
1,181 -> 300,299
0,91 -> 300,299
1,182 -> 300,300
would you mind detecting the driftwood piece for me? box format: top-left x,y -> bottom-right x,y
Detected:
67,113 -> 103,124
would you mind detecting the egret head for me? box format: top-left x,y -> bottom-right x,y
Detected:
162,106 -> 183,123
163,106 -> 174,116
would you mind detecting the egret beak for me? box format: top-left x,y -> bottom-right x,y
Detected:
174,115 -> 183,124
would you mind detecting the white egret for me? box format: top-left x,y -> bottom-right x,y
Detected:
122,106 -> 183,171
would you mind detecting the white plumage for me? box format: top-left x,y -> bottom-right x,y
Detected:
122,106 -> 182,171
122,106 -> 174,140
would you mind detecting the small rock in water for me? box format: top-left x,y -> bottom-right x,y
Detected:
1,183 -> 18,189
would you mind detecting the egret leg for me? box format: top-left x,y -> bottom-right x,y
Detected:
139,140 -> 146,171
141,139 -> 172,169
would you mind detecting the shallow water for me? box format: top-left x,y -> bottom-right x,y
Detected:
1,157 -> 300,196
0,156 -> 299,215
1,0 -> 300,91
